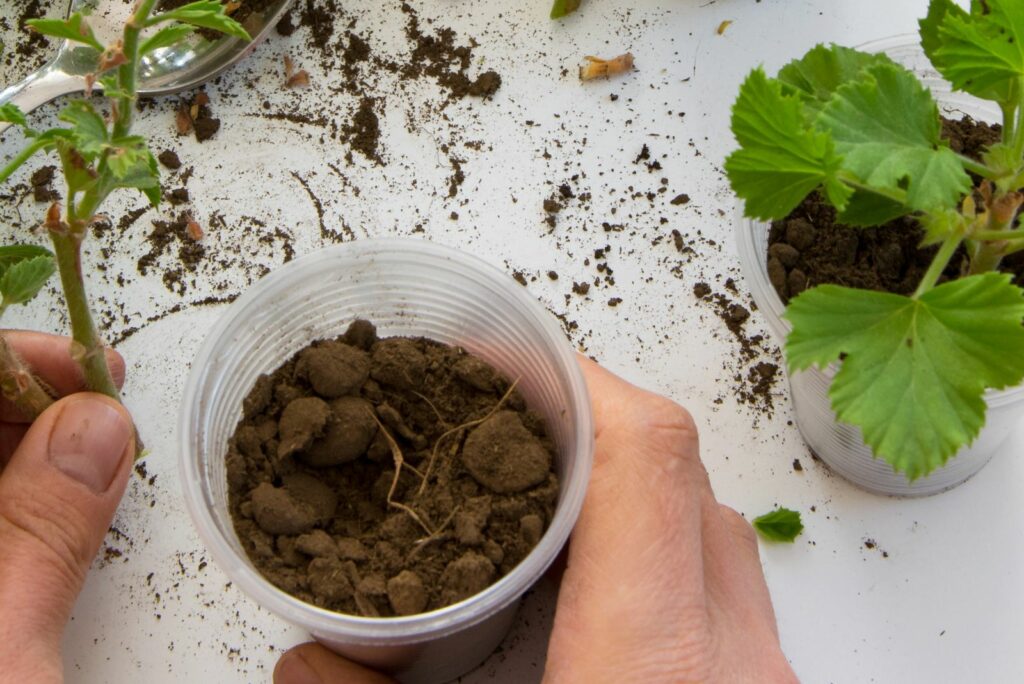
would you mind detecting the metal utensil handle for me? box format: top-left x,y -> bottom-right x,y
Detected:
0,61 -> 84,135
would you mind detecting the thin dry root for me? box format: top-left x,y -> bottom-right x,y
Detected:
417,378 -> 521,497
579,53 -> 634,81
371,413 -> 434,536
412,390 -> 450,429
408,505 -> 461,561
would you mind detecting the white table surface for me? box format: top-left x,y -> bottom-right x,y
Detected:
2,1 -> 1021,682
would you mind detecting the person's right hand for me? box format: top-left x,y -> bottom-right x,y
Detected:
275,357 -> 797,683
542,357 -> 796,682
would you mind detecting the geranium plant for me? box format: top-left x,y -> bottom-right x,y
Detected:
725,0 -> 1024,479
0,2 -> 247,429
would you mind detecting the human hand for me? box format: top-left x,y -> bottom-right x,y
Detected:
0,331 -> 132,684
274,357 -> 795,683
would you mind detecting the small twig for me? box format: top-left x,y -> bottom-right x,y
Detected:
417,379 -> 520,497
370,413 -> 434,536
0,333 -> 55,420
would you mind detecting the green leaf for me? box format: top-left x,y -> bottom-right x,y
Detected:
0,244 -> 53,278
0,103 -> 29,130
725,68 -> 852,220
919,0 -> 967,65
55,138 -> 98,194
836,189 -> 909,227
926,0 -> 1024,103
784,274 -> 1024,478
550,0 -> 582,19
106,136 -> 160,205
753,508 -> 804,543
918,208 -> 967,246
96,74 -> 129,100
817,62 -> 972,212
25,14 -> 104,51
58,100 -> 109,160
152,2 -> 251,41
140,24 -> 194,56
0,254 -> 56,308
778,44 -> 895,121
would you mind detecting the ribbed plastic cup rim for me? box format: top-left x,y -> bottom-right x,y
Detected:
177,238 -> 593,645
734,34 -> 1024,410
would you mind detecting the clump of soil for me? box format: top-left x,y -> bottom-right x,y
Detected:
693,279 -> 780,414
227,320 -> 560,617
767,117 -> 1024,301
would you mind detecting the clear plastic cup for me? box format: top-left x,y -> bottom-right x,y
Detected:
735,36 -> 1024,497
178,239 -> 593,682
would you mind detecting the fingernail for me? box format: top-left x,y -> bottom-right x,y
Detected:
48,396 -> 131,494
275,651 -> 322,684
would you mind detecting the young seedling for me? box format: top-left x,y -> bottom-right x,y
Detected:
726,0 -> 1024,479
0,2 -> 248,428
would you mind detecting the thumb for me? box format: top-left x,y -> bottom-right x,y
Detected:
275,643 -> 397,684
0,393 -> 134,682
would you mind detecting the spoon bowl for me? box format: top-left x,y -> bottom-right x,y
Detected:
0,0 -> 293,132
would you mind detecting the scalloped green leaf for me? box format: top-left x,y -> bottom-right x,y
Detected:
816,62 -> 971,213
924,0 -> 1024,103
784,274 -> 1024,479
0,244 -> 53,278
778,44 -> 895,121
550,0 -> 582,19
725,68 -> 852,220
152,2 -> 251,41
58,100 -> 108,160
140,24 -> 194,56
0,103 -> 29,130
753,508 -> 804,543
25,13 -> 104,51
0,254 -> 56,309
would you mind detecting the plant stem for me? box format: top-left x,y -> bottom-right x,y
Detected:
112,0 -> 158,140
0,138 -> 48,183
972,228 -> 1024,241
913,233 -> 962,298
838,172 -> 908,205
48,229 -> 120,401
956,154 -> 997,180
0,333 -> 54,420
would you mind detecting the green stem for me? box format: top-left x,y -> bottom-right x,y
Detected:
0,138 -> 49,184
48,229 -> 120,401
838,172 -> 908,205
973,228 -> 1024,241
914,234 -> 962,298
0,332 -> 54,420
956,154 -> 997,180
112,0 -> 158,140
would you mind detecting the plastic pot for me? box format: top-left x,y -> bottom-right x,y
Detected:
734,36 -> 1024,496
179,239 -> 593,682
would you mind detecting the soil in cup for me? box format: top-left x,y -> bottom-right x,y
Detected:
226,319 -> 560,617
766,117 -> 1024,302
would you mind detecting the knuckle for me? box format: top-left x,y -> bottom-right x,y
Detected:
719,504 -> 759,548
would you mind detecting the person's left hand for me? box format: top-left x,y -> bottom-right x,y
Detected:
0,331 -> 133,684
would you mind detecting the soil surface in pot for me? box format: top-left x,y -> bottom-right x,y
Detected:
767,116 -> 1024,302
226,320 -> 560,617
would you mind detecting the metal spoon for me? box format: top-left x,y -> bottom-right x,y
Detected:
0,0 -> 293,133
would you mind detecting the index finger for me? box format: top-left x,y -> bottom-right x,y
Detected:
0,330 -> 126,423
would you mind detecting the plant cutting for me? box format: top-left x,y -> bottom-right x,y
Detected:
725,0 -> 1024,482
0,2 -> 248,428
